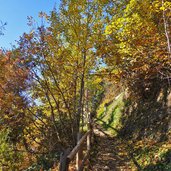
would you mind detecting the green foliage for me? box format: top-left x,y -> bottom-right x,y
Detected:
24,152 -> 59,171
133,142 -> 171,171
97,92 -> 124,135
24,163 -> 42,171
0,129 -> 23,170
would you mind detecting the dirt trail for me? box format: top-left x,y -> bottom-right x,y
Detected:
90,125 -> 133,171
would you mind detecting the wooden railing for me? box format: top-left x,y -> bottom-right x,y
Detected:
59,126 -> 92,171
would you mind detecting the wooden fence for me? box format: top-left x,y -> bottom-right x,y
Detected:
59,129 -> 92,171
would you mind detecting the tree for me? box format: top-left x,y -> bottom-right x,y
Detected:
105,0 -> 171,99
16,1 -> 106,168
0,50 -> 29,169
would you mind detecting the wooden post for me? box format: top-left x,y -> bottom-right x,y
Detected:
87,132 -> 91,151
76,132 -> 83,171
87,115 -> 91,152
84,113 -> 92,170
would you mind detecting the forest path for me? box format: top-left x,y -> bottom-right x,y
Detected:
90,124 -> 133,171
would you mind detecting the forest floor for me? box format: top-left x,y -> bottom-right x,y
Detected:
90,125 -> 134,171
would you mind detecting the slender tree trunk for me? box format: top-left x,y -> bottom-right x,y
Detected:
77,49 -> 87,133
162,0 -> 171,56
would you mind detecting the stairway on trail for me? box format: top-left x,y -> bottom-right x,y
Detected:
90,124 -> 132,171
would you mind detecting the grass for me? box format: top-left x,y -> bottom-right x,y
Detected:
96,92 -> 124,135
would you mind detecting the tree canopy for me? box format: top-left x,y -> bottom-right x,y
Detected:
0,0 -> 170,170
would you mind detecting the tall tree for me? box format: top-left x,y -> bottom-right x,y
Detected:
17,2 -> 106,166
0,50 -> 29,169
105,0 -> 171,99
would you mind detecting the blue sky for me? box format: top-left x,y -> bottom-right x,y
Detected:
0,0 -> 60,49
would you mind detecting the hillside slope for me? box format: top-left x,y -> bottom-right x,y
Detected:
94,84 -> 171,171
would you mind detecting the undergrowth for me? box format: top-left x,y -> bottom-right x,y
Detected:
96,85 -> 171,171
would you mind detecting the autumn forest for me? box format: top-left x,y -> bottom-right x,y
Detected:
0,0 -> 171,170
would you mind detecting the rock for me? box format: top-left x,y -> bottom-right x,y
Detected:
104,166 -> 110,170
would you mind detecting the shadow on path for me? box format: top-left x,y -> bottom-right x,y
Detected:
90,125 -> 133,171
